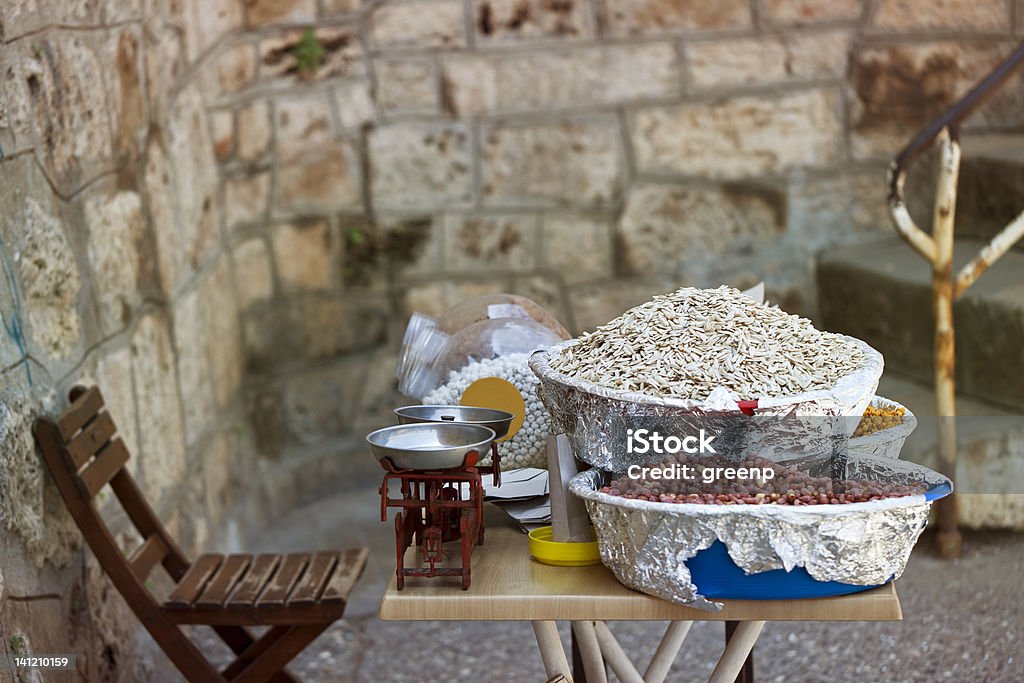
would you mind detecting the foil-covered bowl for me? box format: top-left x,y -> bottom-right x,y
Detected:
848,396 -> 917,459
570,456 -> 950,610
529,336 -> 884,471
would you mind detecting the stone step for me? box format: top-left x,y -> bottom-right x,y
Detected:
904,133 -> 1024,248
817,235 -> 1024,411
874,372 -> 1024,530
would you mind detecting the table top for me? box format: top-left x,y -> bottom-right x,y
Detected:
378,507 -> 902,622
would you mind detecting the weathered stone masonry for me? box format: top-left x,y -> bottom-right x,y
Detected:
0,0 -> 1022,678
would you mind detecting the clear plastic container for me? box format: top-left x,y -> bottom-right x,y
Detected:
419,319 -> 564,469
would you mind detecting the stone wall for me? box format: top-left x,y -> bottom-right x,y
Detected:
0,0 -> 1022,678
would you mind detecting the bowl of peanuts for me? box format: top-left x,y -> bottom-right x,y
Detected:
847,396 -> 916,459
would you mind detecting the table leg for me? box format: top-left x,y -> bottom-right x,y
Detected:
532,621 -> 572,682
724,621 -> 756,683
710,621 -> 764,683
644,621 -> 692,683
593,622 -> 644,683
571,622 -> 607,683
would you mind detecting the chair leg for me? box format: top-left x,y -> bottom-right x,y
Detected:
215,627 -> 299,683
227,624 -> 330,683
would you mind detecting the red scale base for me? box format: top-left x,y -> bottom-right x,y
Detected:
379,444 -> 501,590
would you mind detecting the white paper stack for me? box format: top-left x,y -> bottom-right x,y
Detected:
475,467 -> 551,530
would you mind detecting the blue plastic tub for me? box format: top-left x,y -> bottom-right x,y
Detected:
685,481 -> 952,600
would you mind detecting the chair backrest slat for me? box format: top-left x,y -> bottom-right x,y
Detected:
80,438 -> 130,498
57,386 -> 104,440
129,534 -> 170,583
66,411 -> 116,468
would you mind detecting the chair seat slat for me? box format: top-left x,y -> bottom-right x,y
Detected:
80,439 -> 130,498
256,554 -> 310,608
129,534 -> 169,582
227,554 -> 281,608
66,411 -> 116,469
196,555 -> 251,608
287,552 -> 339,606
57,386 -> 104,440
321,548 -> 369,606
167,555 -> 224,608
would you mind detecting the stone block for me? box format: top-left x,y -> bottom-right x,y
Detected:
632,89 -> 842,179
130,313 -> 187,505
242,297 -> 388,369
787,168 -> 891,245
333,79 -> 376,130
275,94 -> 335,161
202,257 -> 243,406
260,26 -> 365,82
322,0 -> 361,15
442,43 -> 679,116
223,171 -> 271,231
443,214 -> 538,272
871,0 -> 1007,32
376,58 -> 438,115
849,42 -> 1024,160
472,0 -> 595,42
94,346 -> 140,467
232,237 -> 274,308
687,31 -> 851,88
17,34 -> 114,193
605,0 -> 750,36
237,100 -> 272,161
275,141 -> 361,212
210,109 -> 235,161
0,0 -> 44,41
16,197 -> 82,361
540,212 -> 613,283
246,0 -> 316,26
687,37 -> 788,88
369,124 -> 472,209
201,42 -> 256,100
760,0 -> 862,25
282,361 -> 365,443
142,137 -> 182,297
370,0 -> 466,48
300,297 -> 389,359
165,86 -> 221,285
101,27 -> 147,161
272,221 -> 333,292
616,183 -> 786,275
144,24 -> 187,117
400,279 -> 510,319
85,189 -> 145,335
481,118 -> 623,207
0,42 -> 38,156
569,278 -> 678,333
172,287 -> 215,448
341,216 -> 439,285
184,0 -> 243,60
0,379 -> 79,567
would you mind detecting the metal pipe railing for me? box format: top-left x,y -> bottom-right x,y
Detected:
886,41 -> 1024,559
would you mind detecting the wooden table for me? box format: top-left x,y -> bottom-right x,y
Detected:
380,510 -> 902,682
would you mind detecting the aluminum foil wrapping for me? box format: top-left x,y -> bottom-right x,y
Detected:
847,397 -> 917,459
570,457 -> 950,610
529,336 -> 884,471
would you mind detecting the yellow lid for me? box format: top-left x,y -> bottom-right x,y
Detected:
528,526 -> 601,567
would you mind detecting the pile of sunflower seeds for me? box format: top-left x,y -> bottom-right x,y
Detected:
550,286 -> 865,401
423,352 -> 550,469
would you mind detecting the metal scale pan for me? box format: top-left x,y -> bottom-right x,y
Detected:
366,422 -> 495,471
394,405 -> 514,441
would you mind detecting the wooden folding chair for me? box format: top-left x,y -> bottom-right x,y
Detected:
33,386 -> 369,683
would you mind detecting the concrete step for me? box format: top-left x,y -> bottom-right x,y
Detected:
904,133 -> 1024,248
874,372 -> 1024,530
817,235 -> 1024,412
